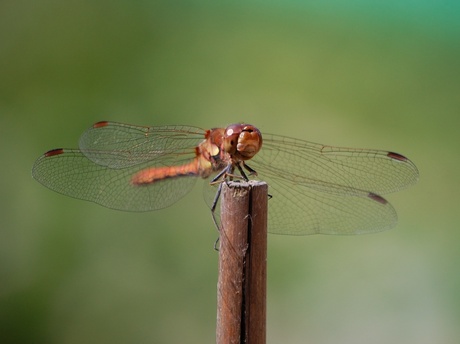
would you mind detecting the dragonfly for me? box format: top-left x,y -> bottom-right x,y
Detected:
32,121 -> 419,235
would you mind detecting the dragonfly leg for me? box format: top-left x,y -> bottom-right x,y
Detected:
211,181 -> 223,213
236,162 -> 249,181
211,165 -> 230,184
213,237 -> 220,251
242,162 -> 258,176
210,180 -> 224,251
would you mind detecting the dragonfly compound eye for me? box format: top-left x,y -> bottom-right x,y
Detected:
223,124 -> 243,155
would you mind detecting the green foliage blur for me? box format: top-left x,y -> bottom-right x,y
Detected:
1,1 -> 459,343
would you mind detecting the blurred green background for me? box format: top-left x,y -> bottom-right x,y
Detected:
1,1 -> 459,343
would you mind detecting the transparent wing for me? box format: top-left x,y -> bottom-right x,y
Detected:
246,134 -> 419,235
33,122 -> 209,211
78,121 -> 206,168
32,149 -> 199,211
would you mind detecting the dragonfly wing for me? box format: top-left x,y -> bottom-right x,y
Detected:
254,134 -> 419,195
32,149 -> 197,211
78,121 -> 206,168
248,133 -> 418,234
262,174 -> 397,235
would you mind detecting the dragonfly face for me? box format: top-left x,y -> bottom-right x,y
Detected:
222,124 -> 263,161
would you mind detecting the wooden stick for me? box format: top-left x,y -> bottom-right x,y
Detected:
216,181 -> 268,344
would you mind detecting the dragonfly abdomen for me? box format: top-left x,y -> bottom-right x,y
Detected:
131,159 -> 201,185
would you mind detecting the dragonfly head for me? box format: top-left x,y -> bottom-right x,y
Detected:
223,124 -> 263,161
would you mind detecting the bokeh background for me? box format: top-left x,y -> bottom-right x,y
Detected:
1,1 -> 459,343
